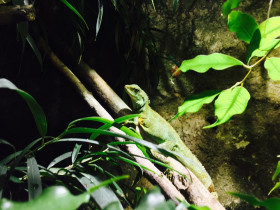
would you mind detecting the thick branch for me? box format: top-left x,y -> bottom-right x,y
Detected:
0,5 -> 35,25
75,61 -> 225,209
38,37 -> 186,205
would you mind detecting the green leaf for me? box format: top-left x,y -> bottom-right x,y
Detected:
0,186 -> 90,210
0,139 -> 15,151
272,160 -> 280,181
135,187 -> 175,210
248,17 -> 280,61
228,11 -> 258,44
178,53 -> 244,73
76,174 -> 123,210
17,22 -> 28,51
60,0 -> 89,30
0,165 -> 7,198
264,57 -> 280,80
204,87 -> 250,128
228,192 -> 280,210
71,144 -> 82,163
27,156 -> 42,200
0,79 -> 47,138
96,0 -> 104,38
47,152 -> 72,169
173,0 -> 179,12
187,205 -> 210,210
26,34 -> 43,71
170,90 -> 222,121
222,0 -> 241,20
268,182 -> 280,195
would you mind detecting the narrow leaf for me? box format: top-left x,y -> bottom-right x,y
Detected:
17,22 -> 28,51
268,182 -> 280,195
222,0 -> 241,20
76,174 -> 123,210
228,192 -> 280,210
0,139 -> 15,151
0,79 -> 47,138
204,87 -> 250,128
0,186 -> 90,210
27,156 -> 42,200
47,152 -> 72,169
71,144 -> 82,164
60,0 -> 89,30
170,90 -> 221,121
264,57 -> 280,81
272,160 -> 280,181
26,34 -> 43,71
96,0 -> 103,38
228,11 -> 258,44
173,0 -> 178,12
0,165 -> 7,198
178,53 -> 244,73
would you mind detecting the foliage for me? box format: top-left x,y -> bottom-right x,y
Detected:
171,0 -> 280,128
0,79 -> 208,209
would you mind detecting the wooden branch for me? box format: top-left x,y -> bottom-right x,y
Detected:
0,5 -> 35,25
75,61 -> 225,209
38,37 -> 186,205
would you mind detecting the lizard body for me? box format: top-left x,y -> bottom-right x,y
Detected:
125,84 -> 214,192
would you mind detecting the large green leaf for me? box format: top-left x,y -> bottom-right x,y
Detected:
170,90 -> 222,121
248,16 -> 280,61
222,0 -> 241,20
178,53 -> 244,73
27,156 -> 42,200
228,192 -> 280,210
264,57 -> 280,81
0,79 -> 47,138
228,11 -> 258,44
135,187 -> 175,210
204,87 -> 250,128
0,186 -> 90,210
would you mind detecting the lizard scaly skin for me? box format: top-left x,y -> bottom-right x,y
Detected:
125,84 -> 214,192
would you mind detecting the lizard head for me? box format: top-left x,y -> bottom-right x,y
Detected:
125,84 -> 150,110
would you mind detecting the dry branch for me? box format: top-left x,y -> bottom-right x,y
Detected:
0,5 -> 35,25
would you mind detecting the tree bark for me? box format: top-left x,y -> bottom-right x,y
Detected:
0,5 -> 35,25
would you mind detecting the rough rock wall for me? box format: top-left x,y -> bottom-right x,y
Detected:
144,0 -> 280,208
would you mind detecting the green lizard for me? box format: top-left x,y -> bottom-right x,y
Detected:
124,84 -> 214,192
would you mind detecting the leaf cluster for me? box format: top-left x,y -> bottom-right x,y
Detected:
171,0 -> 280,128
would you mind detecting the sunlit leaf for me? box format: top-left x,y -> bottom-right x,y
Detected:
204,87 -> 250,128
47,152 -> 72,169
272,160 -> 280,181
222,0 -> 241,20
170,90 -> 222,121
0,79 -> 47,138
0,186 -> 90,210
268,182 -> 280,195
248,16 -> 280,61
135,187 -> 175,210
264,57 -> 280,81
228,11 -> 258,44
178,53 -> 244,73
76,174 -> 123,210
27,156 -> 42,200
228,192 -> 280,210
60,0 -> 89,30
71,144 -> 81,164
187,205 -> 210,210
